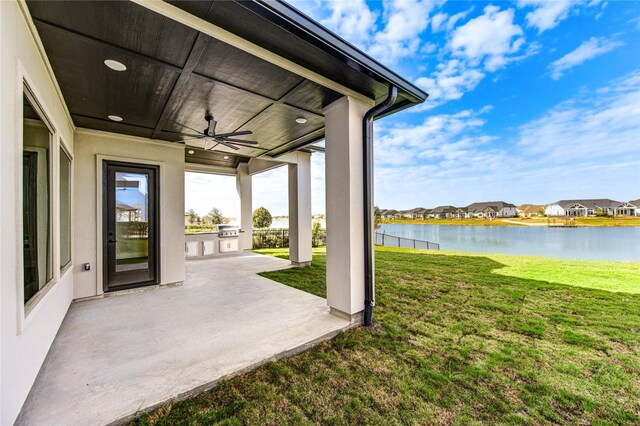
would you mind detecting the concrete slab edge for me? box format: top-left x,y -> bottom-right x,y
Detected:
105,322 -> 353,426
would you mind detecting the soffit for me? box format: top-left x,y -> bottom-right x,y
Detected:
25,0 -> 343,163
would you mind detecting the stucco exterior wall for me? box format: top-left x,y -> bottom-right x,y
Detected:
1,2 -> 76,424
72,130 -> 185,299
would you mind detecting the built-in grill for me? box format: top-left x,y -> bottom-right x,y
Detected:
216,224 -> 239,238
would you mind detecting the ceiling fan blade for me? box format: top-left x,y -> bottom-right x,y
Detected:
166,119 -> 204,135
216,140 -> 240,151
180,136 -> 205,143
208,118 -> 217,137
214,130 -> 252,138
164,130 -> 202,138
217,138 -> 258,145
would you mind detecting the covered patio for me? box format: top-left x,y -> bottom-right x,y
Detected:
1,1 -> 426,423
17,253 -> 350,425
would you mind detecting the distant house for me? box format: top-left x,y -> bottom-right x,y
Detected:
544,199 -> 621,217
380,209 -> 399,220
517,204 -> 545,217
453,207 -> 467,218
615,200 -> 640,216
431,205 -> 458,219
404,207 -> 428,219
466,201 -> 517,218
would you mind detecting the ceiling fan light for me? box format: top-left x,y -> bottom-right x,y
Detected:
295,117 -> 307,124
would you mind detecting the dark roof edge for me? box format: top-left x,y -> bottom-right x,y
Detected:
243,0 -> 429,104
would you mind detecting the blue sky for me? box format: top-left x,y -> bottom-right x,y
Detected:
186,0 -> 639,217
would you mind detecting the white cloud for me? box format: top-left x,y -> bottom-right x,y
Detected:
548,36 -> 623,80
518,0 -> 576,33
431,12 -> 447,32
320,0 -> 378,48
518,71 -> 640,161
415,59 -> 484,107
431,8 -> 473,33
369,0 -> 436,64
375,107 -> 492,166
375,72 -> 640,209
414,5 -> 530,107
449,5 -> 525,71
310,0 -> 440,66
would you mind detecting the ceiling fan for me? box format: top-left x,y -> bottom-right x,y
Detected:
168,115 -> 258,151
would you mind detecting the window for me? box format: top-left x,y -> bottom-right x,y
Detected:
23,90 -> 53,305
60,147 -> 72,271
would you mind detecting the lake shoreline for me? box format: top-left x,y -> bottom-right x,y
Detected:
379,223 -> 640,262
384,217 -> 640,227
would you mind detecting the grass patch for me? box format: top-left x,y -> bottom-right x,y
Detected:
135,247 -> 640,425
433,250 -> 640,294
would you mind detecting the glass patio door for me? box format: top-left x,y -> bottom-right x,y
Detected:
103,161 -> 158,291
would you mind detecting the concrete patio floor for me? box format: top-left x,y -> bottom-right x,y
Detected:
17,253 -> 350,426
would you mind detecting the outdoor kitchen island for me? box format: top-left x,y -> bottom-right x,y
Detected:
185,225 -> 242,258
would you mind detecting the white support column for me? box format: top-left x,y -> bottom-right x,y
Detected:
236,163 -> 252,251
323,95 -> 372,323
288,152 -> 312,267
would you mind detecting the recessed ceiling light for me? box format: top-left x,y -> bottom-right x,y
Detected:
295,117 -> 307,124
223,155 -> 229,160
104,59 -> 127,71
188,149 -> 195,155
108,115 -> 123,122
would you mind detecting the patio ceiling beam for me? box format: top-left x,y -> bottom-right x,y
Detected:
151,32 -> 211,139
33,16 -> 323,143
259,128 -> 325,158
132,0 -> 374,106
229,80 -> 321,135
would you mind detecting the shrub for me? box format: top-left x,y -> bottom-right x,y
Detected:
252,206 -> 273,228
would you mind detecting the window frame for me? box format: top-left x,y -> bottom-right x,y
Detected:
59,143 -> 73,274
22,83 -> 57,314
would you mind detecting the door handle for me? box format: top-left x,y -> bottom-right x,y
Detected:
107,239 -> 118,244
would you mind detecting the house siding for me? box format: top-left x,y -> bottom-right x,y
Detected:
1,2 -> 75,424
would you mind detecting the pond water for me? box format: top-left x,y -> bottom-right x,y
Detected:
379,224 -> 640,262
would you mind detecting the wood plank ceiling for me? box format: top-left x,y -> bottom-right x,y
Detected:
25,0 -> 344,167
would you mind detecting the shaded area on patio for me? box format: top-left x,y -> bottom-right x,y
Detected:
17,253 -> 349,426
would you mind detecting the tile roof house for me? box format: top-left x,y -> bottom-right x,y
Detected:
430,205 -> 458,219
404,207 -> 428,219
517,204 -> 545,217
615,199 -> 640,216
380,209 -> 400,219
465,201 -> 517,218
544,199 -> 622,216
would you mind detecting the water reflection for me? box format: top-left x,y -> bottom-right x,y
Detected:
379,224 -> 640,262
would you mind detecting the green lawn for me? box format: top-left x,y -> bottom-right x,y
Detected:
136,247 -> 640,425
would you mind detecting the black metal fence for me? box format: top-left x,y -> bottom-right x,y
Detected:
376,232 -> 440,250
252,228 -> 327,249
252,229 -> 437,250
